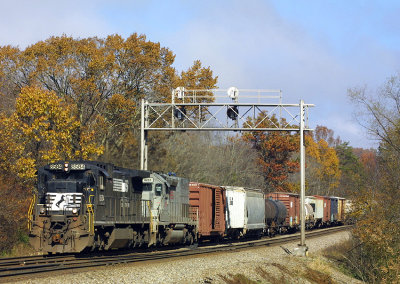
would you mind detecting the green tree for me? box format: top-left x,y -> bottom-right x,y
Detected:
335,142 -> 364,197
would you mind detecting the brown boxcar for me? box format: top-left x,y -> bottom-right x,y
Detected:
189,182 -> 226,239
313,195 -> 331,224
265,192 -> 299,228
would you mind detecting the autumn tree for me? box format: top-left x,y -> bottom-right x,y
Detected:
242,112 -> 299,192
0,34 -> 217,168
288,131 -> 341,196
0,175 -> 30,253
313,125 -> 342,147
0,86 -> 103,181
346,73 -> 400,282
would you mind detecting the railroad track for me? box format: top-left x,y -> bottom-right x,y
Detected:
0,225 -> 351,283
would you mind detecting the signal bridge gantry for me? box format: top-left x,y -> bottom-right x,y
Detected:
140,87 -> 314,256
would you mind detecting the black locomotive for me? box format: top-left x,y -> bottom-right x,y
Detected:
29,161 -> 197,254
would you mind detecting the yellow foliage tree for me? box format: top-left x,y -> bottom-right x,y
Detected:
0,34 -> 218,168
0,86 -> 103,180
304,134 -> 341,195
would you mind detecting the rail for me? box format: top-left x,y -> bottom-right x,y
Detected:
0,225 -> 351,282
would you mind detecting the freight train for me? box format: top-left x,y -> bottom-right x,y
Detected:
28,161 -> 349,254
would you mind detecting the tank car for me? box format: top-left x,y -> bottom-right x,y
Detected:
29,161 -> 197,254
264,197 -> 287,236
265,192 -> 300,232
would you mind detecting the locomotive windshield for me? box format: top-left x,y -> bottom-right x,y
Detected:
43,170 -> 96,193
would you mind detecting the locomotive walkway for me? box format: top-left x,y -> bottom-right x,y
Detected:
0,225 -> 351,283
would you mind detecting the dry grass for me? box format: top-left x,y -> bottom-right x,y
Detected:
219,273 -> 258,284
308,256 -> 333,275
255,266 -> 286,284
303,266 -> 335,284
218,252 -> 351,284
221,261 -> 300,284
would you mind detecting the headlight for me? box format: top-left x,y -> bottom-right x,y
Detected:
40,208 -> 45,214
72,208 -> 78,214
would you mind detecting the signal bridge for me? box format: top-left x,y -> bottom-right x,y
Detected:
140,87 -> 314,256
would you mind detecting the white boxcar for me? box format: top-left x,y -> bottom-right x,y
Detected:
225,187 -> 246,231
224,187 -> 265,238
306,195 -> 324,225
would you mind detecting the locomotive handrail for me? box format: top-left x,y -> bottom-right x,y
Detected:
27,194 -> 36,231
86,194 -> 95,234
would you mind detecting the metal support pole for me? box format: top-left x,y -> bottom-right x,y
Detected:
140,99 -> 145,170
294,99 -> 308,256
140,99 -> 148,171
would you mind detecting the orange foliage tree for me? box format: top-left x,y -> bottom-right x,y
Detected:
243,112 -> 299,192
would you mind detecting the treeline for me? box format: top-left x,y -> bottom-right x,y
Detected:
338,75 -> 400,282
0,33 -> 372,263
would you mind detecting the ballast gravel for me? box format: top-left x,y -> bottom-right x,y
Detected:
16,230 -> 361,284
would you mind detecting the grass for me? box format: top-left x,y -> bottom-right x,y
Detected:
0,231 -> 37,258
219,257 -> 340,284
322,239 -> 366,281
219,273 -> 259,284
303,266 -> 335,284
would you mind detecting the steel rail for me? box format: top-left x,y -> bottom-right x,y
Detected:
0,225 -> 351,282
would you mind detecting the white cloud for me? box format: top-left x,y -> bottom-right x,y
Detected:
0,0 -> 111,48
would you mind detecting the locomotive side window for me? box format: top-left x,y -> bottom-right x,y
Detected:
87,172 -> 96,187
99,175 -> 104,190
155,184 -> 162,196
143,183 -> 152,191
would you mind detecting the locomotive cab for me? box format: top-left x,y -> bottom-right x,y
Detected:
141,173 -> 175,210
141,173 -> 196,246
38,163 -> 96,216
30,162 -> 100,254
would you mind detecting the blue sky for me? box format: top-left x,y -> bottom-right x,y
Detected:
1,0 -> 399,148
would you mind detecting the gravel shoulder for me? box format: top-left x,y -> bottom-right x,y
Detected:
16,230 -> 361,284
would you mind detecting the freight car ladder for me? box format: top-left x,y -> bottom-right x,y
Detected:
214,189 -> 222,230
